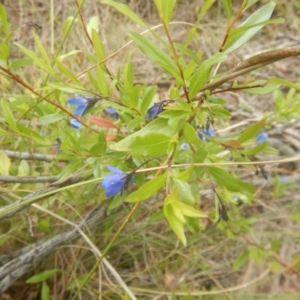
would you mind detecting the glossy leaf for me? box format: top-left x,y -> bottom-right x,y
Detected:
126,173 -> 167,202
208,166 -> 255,193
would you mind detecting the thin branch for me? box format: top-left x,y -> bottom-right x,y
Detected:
200,45 -> 300,93
0,175 -> 58,183
0,205 -> 107,293
2,150 -> 54,162
0,175 -> 83,220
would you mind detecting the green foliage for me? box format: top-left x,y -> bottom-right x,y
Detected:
1,0 -> 300,297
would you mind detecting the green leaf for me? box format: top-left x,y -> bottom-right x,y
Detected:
0,152 -> 11,175
91,29 -> 106,61
154,0 -> 176,27
189,52 -> 227,98
54,58 -> 83,86
95,65 -> 109,96
129,133 -> 171,156
183,123 -> 198,144
102,0 -> 148,28
0,4 -> 9,37
32,31 -> 51,67
268,78 -> 300,92
41,282 -> 50,300
174,201 -> 207,218
223,2 -> 276,53
237,120 -> 265,144
113,119 -> 176,152
233,250 -> 249,270
126,173 -> 167,203
39,113 -> 65,124
208,166 -> 255,193
176,166 -> 194,182
0,43 -> 10,61
87,16 -> 100,39
164,202 -> 187,246
129,32 -> 182,83
17,123 -> 48,145
1,99 -> 19,132
140,86 -> 157,113
221,0 -> 232,19
26,269 -> 60,284
14,42 -> 53,74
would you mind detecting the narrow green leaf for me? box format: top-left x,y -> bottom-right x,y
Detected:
14,42 -> 53,74
129,133 -> 171,156
0,152 -> 11,175
174,201 -> 207,218
183,123 -> 199,144
91,29 -> 106,61
223,2 -> 276,53
0,43 -> 10,61
221,0 -> 232,19
237,119 -> 265,143
129,32 -> 182,82
95,65 -> 109,96
126,173 -> 167,202
0,4 -> 9,37
26,269 -> 60,284
39,113 -> 65,124
41,282 -> 50,300
140,86 -> 157,113
55,58 -> 83,86
102,0 -> 148,28
154,0 -> 176,27
17,123 -> 48,145
268,78 -> 300,91
32,31 -> 51,67
1,99 -> 19,132
164,203 -> 187,246
189,52 -> 227,98
208,166 -> 255,193
87,16 -> 100,39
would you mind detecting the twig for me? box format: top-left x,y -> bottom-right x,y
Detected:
2,150 -> 54,162
0,175 -> 58,183
0,175 -> 83,220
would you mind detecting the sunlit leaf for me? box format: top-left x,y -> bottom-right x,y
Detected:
126,173 -> 167,202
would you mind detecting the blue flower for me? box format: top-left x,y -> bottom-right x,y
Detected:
69,118 -> 83,129
256,131 -> 268,144
68,95 -> 99,116
101,165 -> 132,197
146,102 -> 164,120
180,143 -> 189,150
198,128 -> 215,142
104,107 -> 119,119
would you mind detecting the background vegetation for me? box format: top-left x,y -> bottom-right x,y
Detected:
1,0 -> 300,299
